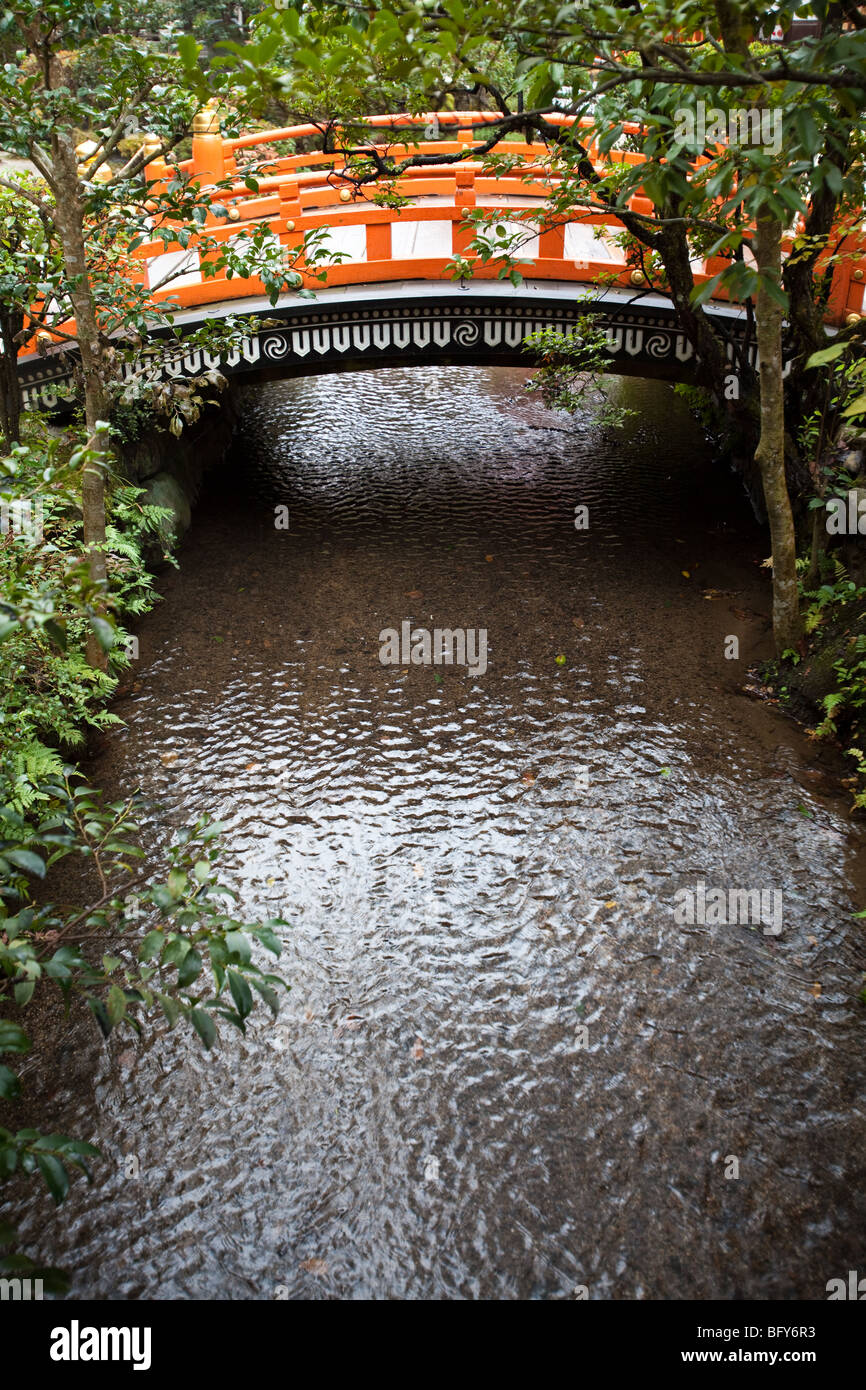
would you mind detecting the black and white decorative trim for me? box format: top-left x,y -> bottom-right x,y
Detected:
16,287 -> 776,412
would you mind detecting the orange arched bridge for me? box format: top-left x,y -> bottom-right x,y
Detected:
17,111 -> 866,410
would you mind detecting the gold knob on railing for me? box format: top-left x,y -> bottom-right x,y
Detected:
630,268 -> 647,286
339,188 -> 353,202
854,269 -> 864,282
846,312 -> 862,326
284,220 -> 295,231
36,331 -> 52,347
228,205 -> 241,221
192,99 -> 221,135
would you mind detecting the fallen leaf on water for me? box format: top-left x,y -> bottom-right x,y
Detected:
555,654 -> 567,665
160,751 -> 178,765
406,589 -> 423,599
810,982 -> 822,998
522,770 -> 535,785
572,617 -> 584,628
246,761 -> 261,772
340,1015 -> 364,1031
300,1258 -> 328,1277
604,900 -> 617,909
485,554 -> 494,563
412,862 -> 424,877
807,935 -> 818,947
412,1037 -> 424,1060
266,876 -> 275,886
681,570 -> 690,579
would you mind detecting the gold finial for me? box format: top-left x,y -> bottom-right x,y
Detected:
846,312 -> 862,327
36,330 -> 52,347
192,99 -> 221,136
630,268 -> 647,286
338,187 -> 352,203
227,205 -> 241,221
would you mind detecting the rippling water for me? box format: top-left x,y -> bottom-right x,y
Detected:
9,367 -> 866,1299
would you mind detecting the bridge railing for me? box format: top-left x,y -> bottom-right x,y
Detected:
22,112 -> 866,359
137,111 -> 866,326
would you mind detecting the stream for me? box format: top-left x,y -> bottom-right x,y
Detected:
10,365 -> 866,1299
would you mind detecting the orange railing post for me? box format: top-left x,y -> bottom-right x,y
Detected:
452,166 -> 477,262
278,178 -> 304,280
191,101 -> 227,188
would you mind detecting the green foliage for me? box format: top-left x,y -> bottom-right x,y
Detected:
522,314 -> 635,427
0,432 -> 172,810
0,767 -> 290,1271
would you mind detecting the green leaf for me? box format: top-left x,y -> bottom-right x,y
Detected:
0,1021 -> 29,1055
90,616 -> 116,652
36,1153 -> 69,1206
13,981 -> 34,1007
106,985 -> 127,1027
251,978 -> 280,1017
139,930 -> 164,961
190,1008 -> 216,1049
224,930 -> 251,963
177,34 -> 200,68
177,949 -> 203,988
0,1065 -> 20,1099
254,925 -> 282,956
806,344 -> 845,368
158,993 -> 180,1028
228,969 -> 252,1019
4,849 -> 46,878
88,998 -> 111,1039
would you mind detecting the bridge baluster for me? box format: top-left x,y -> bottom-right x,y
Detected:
538,223 -> 565,263
366,220 -> 392,263
452,167 -> 477,263
191,100 -> 227,193
279,179 -> 304,280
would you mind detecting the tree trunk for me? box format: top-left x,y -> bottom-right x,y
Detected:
754,213 -> 803,655
0,307 -> 22,451
51,135 -> 110,671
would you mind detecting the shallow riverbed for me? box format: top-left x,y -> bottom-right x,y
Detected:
10,366 -> 866,1299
